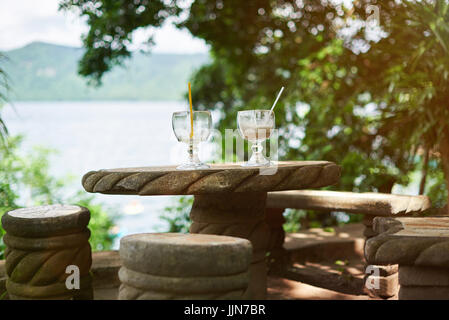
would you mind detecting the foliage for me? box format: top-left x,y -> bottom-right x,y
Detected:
72,192 -> 118,251
426,159 -> 449,209
0,136 -> 60,211
184,0 -> 449,208
63,0 -> 449,219
60,0 -> 181,84
183,1 -> 444,190
283,209 -> 307,233
159,196 -> 192,233
283,208 -> 363,233
0,53 -> 9,143
63,0 -> 447,193
0,135 -> 118,259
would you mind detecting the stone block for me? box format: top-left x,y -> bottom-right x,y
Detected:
399,286 -> 449,300
399,266 -> 449,286
364,272 -> 398,298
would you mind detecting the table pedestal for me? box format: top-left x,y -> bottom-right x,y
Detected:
189,192 -> 270,299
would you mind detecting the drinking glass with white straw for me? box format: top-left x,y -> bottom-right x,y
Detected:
237,87 -> 284,166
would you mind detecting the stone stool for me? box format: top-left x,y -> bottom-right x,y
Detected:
118,233 -> 252,300
1,204 -> 93,300
366,216 -> 449,300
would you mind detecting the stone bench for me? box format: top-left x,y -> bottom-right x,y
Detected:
266,190 -> 431,298
1,204 -> 93,300
118,233 -> 252,300
366,216 -> 449,300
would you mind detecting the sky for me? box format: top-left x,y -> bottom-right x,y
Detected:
0,0 -> 209,53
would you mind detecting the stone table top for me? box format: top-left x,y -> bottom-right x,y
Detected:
82,161 -> 341,195
365,217 -> 449,268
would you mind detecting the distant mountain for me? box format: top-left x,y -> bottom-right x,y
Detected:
1,42 -> 209,101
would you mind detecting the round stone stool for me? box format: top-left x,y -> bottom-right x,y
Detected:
118,233 -> 252,300
1,204 -> 93,300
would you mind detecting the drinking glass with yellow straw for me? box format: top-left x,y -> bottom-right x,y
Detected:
172,82 -> 212,170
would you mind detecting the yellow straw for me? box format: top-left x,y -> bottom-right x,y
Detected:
188,82 -> 194,139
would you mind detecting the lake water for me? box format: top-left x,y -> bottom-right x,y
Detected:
3,101 -> 197,246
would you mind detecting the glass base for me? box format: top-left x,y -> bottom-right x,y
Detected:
241,160 -> 272,167
176,162 -> 210,170
241,152 -> 271,167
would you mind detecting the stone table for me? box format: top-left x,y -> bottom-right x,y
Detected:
82,161 -> 341,299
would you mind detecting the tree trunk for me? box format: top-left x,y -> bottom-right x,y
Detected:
419,147 -> 430,195
440,129 -> 449,215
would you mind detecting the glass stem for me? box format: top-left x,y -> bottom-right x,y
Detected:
188,140 -> 200,164
251,141 -> 263,157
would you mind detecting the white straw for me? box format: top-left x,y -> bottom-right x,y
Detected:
270,86 -> 284,113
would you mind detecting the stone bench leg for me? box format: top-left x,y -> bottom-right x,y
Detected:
189,193 -> 271,300
363,215 -> 399,299
364,264 -> 399,298
398,266 -> 449,300
265,208 -> 287,268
